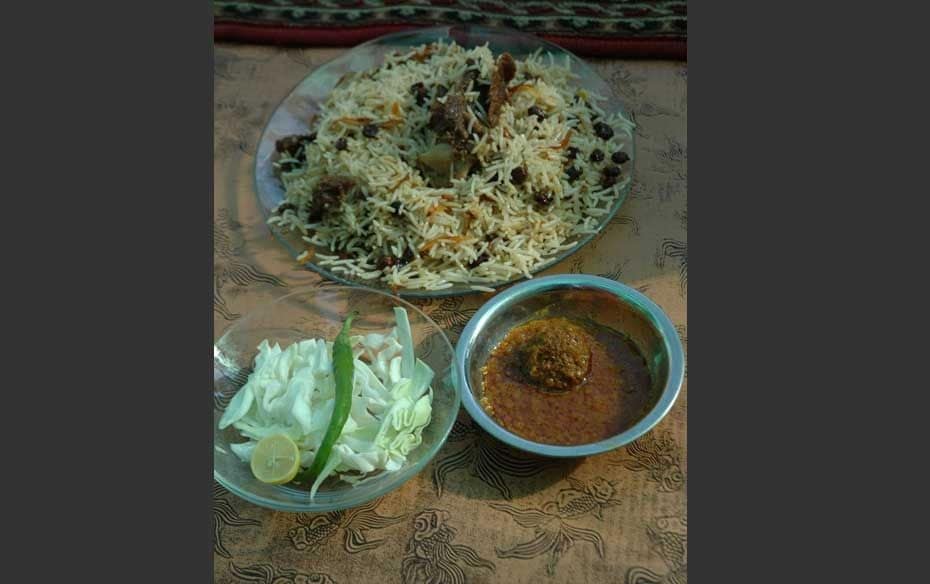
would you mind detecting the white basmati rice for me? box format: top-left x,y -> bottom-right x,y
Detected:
270,41 -> 634,291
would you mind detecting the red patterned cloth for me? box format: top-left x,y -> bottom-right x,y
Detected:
214,1 -> 686,59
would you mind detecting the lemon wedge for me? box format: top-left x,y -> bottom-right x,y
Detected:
250,434 -> 300,485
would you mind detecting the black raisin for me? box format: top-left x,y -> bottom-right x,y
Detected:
399,248 -> 415,265
535,191 -> 554,206
411,82 -> 428,106
377,255 -> 396,271
435,85 -> 448,98
566,166 -> 582,182
390,201 -> 403,215
594,121 -> 614,140
362,123 -> 379,138
604,165 -> 622,178
528,105 -> 546,120
602,173 -> 619,187
275,134 -> 315,155
566,146 -> 580,160
590,149 -> 604,163
468,253 -> 490,269
335,137 -> 348,151
612,151 -> 630,164
510,167 -> 528,185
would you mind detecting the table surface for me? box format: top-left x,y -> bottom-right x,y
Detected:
214,43 -> 687,584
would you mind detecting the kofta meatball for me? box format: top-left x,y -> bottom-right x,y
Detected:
523,319 -> 592,391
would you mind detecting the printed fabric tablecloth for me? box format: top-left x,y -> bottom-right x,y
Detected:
214,43 -> 687,584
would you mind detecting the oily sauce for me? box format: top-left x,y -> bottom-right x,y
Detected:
480,317 -> 654,445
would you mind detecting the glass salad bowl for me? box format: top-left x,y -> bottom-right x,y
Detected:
214,286 -> 460,512
254,24 -> 635,299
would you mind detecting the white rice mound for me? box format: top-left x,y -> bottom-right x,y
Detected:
268,41 -> 635,291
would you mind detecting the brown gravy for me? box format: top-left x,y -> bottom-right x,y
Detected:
480,317 -> 654,445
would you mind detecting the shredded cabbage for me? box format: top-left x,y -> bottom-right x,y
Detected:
220,307 -> 433,498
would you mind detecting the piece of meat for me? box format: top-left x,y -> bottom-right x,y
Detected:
425,84 -> 483,186
423,60 -> 508,186
487,53 -> 517,127
305,175 -> 355,221
428,92 -> 473,154
523,321 -> 592,391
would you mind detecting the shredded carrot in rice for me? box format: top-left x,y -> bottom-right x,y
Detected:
419,235 -> 464,252
333,116 -> 373,126
427,204 -> 447,217
554,130 -> 573,150
410,46 -> 435,63
462,210 -> 476,234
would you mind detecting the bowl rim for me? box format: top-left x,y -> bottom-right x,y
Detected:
455,275 -> 684,457
252,24 -> 636,299
213,285 -> 462,512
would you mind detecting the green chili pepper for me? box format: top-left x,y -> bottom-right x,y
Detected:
298,311 -> 357,484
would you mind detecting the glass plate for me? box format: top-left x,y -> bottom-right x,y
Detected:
254,25 -> 635,299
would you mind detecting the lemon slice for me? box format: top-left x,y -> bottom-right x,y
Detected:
250,434 -> 301,485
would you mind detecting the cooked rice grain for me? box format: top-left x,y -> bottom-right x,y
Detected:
271,41 -> 634,291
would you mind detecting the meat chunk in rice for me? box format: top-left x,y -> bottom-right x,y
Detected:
305,175 -> 355,221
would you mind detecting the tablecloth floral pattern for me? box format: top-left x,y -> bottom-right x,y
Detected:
214,43 -> 687,584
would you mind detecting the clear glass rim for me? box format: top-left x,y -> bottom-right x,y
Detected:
213,285 -> 462,512
252,24 -> 636,299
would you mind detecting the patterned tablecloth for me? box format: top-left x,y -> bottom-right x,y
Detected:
214,43 -> 687,584
213,2 -> 687,59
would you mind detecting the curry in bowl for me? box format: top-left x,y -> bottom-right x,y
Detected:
462,281 -> 673,450
480,315 -> 653,445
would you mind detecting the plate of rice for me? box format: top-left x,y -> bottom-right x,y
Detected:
255,25 -> 635,297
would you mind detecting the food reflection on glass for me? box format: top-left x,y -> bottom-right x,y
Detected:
480,315 -> 654,446
267,40 -> 634,292
218,307 -> 434,499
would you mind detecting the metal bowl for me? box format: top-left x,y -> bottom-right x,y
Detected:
455,275 -> 684,457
